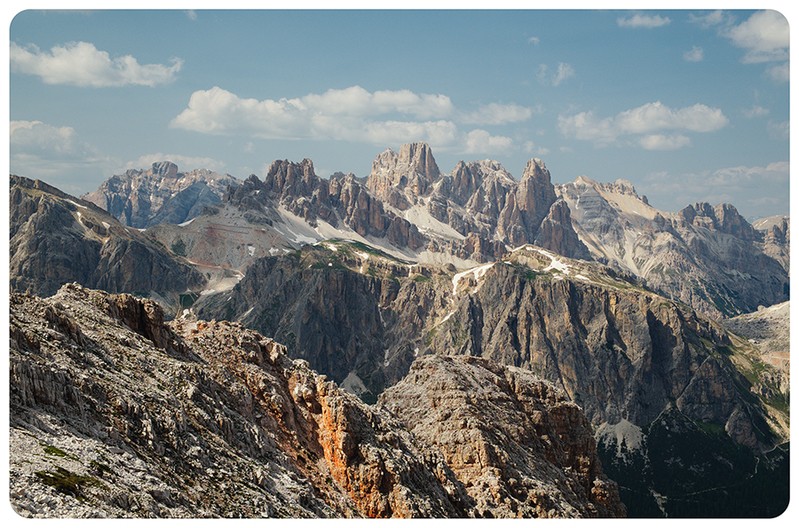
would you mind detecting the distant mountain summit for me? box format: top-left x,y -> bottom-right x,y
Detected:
82,161 -> 239,228
557,176 -> 788,318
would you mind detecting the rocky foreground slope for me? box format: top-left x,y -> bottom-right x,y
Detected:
9,284 -> 624,518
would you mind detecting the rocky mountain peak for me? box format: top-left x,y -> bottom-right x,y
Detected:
679,202 -> 759,241
366,142 -> 441,209
82,162 -> 237,228
521,158 -> 551,182
150,161 -> 179,178
263,158 -> 320,198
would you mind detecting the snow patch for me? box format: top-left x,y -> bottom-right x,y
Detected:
439,310 -> 456,325
403,204 -> 465,240
536,248 -> 571,275
452,262 -> 495,296
247,245 -> 255,257
178,218 -> 195,227
341,371 -> 369,397
596,419 -> 644,459
65,199 -> 87,209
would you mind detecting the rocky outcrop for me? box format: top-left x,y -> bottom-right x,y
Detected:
81,162 -> 238,228
534,199 -> 591,260
381,355 -> 625,518
724,301 -> 790,395
10,284 -> 622,518
9,176 -> 205,306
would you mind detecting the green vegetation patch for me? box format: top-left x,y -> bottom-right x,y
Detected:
35,466 -> 102,500
170,238 -> 187,256
41,443 -> 79,461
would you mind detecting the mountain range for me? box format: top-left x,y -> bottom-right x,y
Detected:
8,142 -> 790,518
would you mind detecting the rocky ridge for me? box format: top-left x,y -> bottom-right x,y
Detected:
9,284 -> 624,518
557,176 -> 789,318
9,175 -> 205,309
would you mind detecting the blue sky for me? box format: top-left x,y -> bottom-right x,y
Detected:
7,7 -> 791,219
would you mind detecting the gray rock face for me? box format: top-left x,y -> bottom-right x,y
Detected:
9,176 -> 205,307
197,242 -> 785,447
557,177 -> 789,318
81,163 -> 238,228
754,215 -> 790,273
366,142 -> 441,210
10,284 -> 622,518
381,355 -> 626,518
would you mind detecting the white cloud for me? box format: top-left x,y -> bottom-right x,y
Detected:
302,86 -> 454,119
528,36 -> 540,45
186,10 -> 198,21
11,120 -> 93,159
638,134 -> 691,150
463,130 -> 513,154
688,10 -> 732,28
743,105 -> 769,118
10,41 -> 183,87
683,46 -> 704,62
724,10 -> 788,64
558,101 -> 728,148
124,153 -> 225,172
766,62 -> 789,83
172,85 -> 532,153
706,161 -> 788,186
617,14 -> 671,28
537,63 -> 575,86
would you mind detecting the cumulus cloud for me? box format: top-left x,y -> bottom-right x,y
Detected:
683,46 -> 704,62
537,63 -> 575,87
638,134 -> 691,150
558,101 -> 728,148
724,10 -> 788,64
171,85 -> 531,154
11,120 -> 96,160
464,130 -> 513,154
528,36 -> 540,45
10,41 -> 183,87
688,10 -> 732,28
617,13 -> 671,28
